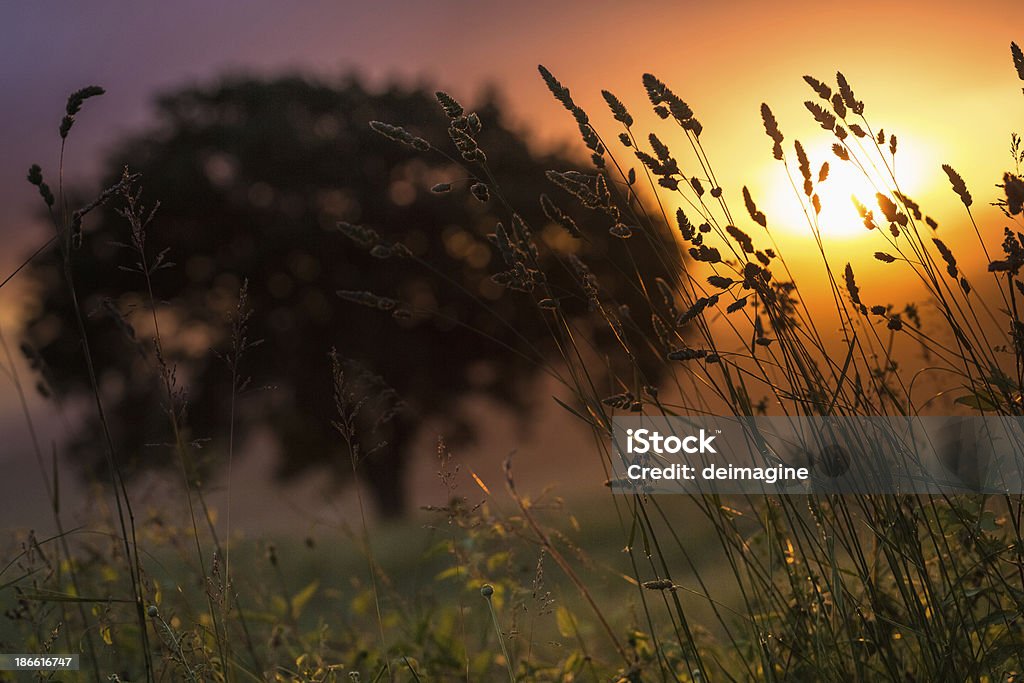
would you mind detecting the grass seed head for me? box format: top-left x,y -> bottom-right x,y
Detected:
760,104 -> 784,160
942,164 -> 973,208
435,90 -> 464,119
803,75 -> 832,100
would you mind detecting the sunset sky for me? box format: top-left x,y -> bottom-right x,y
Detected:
1,0 -> 1023,529
3,2 -> 1023,309
1,1 -> 1023,346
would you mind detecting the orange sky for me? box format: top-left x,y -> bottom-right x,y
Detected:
1,0 -> 1023,354
1,1 -> 1023,527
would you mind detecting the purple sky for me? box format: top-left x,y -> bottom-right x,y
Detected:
1,2 -> 593,263
6,0 -> 1019,269
3,0 -> 1024,529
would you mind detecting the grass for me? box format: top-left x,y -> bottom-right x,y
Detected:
3,40 -> 1024,682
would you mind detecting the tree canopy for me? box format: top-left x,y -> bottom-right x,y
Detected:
23,75 -> 676,516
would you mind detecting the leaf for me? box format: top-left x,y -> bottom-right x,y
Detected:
22,590 -> 131,604
435,566 -> 462,582
978,510 -> 1000,532
954,392 -> 998,411
551,395 -> 598,429
825,335 -> 857,415
555,605 -> 576,638
290,580 -> 319,618
470,470 -> 490,495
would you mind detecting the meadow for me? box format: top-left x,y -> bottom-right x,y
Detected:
3,40 -> 1024,682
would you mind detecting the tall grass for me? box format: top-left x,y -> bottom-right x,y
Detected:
3,41 -> 1024,682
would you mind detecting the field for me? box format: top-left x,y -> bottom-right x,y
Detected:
3,19 -> 1024,683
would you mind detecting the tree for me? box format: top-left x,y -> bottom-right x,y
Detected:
22,76 -> 676,517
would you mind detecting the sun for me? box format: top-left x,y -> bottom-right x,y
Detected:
755,135 -> 933,241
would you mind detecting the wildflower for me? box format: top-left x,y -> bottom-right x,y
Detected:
933,238 -> 958,277
804,101 -> 836,131
1003,172 -> 1024,215
336,290 -> 398,311
795,141 -> 812,196
736,187 -> 766,229
609,223 -> 633,239
470,182 -> 490,203
538,298 -> 559,310
601,89 -> 633,127
760,103 -> 784,160
434,91 -> 464,118
942,164 -> 973,208
26,164 -> 55,207
989,228 -> 1024,274
727,225 -> 754,253
369,121 -> 430,152
668,348 -> 707,361
337,221 -> 381,249
649,133 -> 671,161
836,72 -> 864,115
726,297 -> 747,313
538,65 -> 573,111
803,75 -> 832,100
844,264 -> 867,315
602,391 -> 636,409
642,73 -> 694,121
831,93 -> 848,119
876,193 -> 906,226
894,191 -> 922,220
61,85 -> 105,138
708,275 -> 734,289
540,194 -> 582,238
689,245 -> 722,264
677,296 -> 713,326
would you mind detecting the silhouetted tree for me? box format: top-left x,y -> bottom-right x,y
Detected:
23,76 -> 676,516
